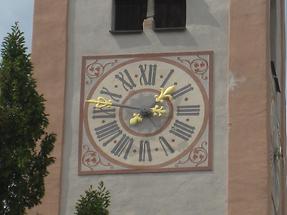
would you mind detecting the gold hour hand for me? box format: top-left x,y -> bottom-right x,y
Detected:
154,85 -> 176,103
129,113 -> 143,125
129,105 -> 167,126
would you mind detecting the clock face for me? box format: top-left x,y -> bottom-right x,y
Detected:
79,52 -> 212,174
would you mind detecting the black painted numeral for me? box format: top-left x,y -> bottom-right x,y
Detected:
176,105 -> 200,116
111,134 -> 133,159
139,140 -> 152,162
115,69 -> 136,91
139,64 -> 157,86
159,136 -> 174,156
92,107 -> 116,119
172,84 -> 193,99
94,121 -> 122,146
160,69 -> 174,88
169,120 -> 195,141
100,87 -> 122,102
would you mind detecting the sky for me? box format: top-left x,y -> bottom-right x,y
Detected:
0,0 -> 34,52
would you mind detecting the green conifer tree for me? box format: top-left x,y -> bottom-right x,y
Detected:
75,181 -> 111,215
0,23 -> 56,215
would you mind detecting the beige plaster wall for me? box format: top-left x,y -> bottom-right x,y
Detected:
61,0 -> 228,215
228,0 -> 273,214
28,0 -> 69,214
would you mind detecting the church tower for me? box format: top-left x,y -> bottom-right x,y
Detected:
30,0 -> 286,214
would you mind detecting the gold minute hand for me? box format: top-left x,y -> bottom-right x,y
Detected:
86,97 -> 142,110
154,85 -> 176,103
129,105 -> 167,125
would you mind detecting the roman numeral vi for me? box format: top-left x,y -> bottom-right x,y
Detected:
139,140 -> 152,162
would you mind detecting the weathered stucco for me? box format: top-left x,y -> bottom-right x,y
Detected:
29,0 -> 69,214
29,0 -> 286,214
61,0 -> 228,215
229,0 -> 270,214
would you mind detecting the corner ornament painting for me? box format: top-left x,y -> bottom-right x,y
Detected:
79,51 -> 213,175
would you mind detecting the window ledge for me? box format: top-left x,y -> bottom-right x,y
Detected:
153,27 -> 186,32
110,30 -> 143,34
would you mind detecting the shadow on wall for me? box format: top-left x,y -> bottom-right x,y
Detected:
156,30 -> 197,47
113,29 -> 197,48
187,0 -> 220,27
113,33 -> 151,49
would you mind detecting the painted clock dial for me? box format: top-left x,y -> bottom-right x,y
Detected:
79,52 -> 213,174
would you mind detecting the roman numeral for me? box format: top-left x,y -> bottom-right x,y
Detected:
111,134 -> 133,159
92,107 -> 116,119
100,87 -> 122,102
176,105 -> 200,116
159,136 -> 174,156
139,64 -> 157,86
115,69 -> 136,91
139,140 -> 152,162
172,84 -> 193,99
160,69 -> 174,88
169,120 -> 195,141
94,121 -> 122,146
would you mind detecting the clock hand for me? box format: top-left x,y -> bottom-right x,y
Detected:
129,105 -> 167,125
129,113 -> 143,125
154,85 -> 176,103
86,97 -> 142,110
150,105 -> 166,116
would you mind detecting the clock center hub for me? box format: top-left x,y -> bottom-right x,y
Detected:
119,89 -> 173,137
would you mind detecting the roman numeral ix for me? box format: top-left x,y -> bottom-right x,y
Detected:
92,107 -> 116,119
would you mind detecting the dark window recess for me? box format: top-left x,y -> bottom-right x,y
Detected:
154,0 -> 186,30
111,0 -> 147,33
271,61 -> 281,92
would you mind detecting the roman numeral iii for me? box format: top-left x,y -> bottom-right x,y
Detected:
176,105 -> 200,116
169,120 -> 195,141
139,64 -> 157,86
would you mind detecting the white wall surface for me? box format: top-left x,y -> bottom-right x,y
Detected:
61,0 -> 229,214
